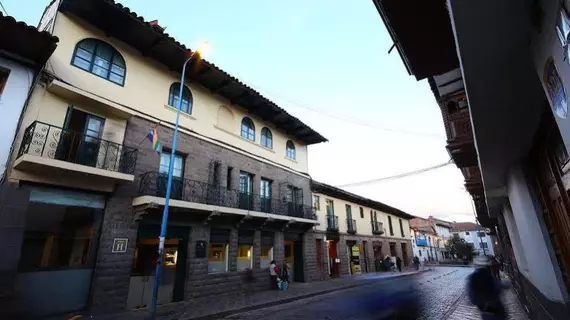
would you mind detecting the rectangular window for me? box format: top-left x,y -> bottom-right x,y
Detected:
313,195 -> 320,210
480,242 -> 489,249
369,210 -> 373,221
159,152 -> 184,177
0,67 -> 10,96
360,207 -> 364,219
260,178 -> 272,213
209,228 -> 230,273
465,231 -> 470,235
158,151 -> 184,199
388,216 -> 394,236
477,232 -> 486,237
238,230 -> 254,271
239,171 -> 253,210
399,219 -> 405,237
325,199 -> 334,216
226,166 -> 233,190
346,204 -> 352,219
212,162 -> 221,186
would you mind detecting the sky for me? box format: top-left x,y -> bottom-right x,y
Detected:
6,0 -> 476,223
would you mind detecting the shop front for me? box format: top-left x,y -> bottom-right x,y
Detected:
14,185 -> 105,317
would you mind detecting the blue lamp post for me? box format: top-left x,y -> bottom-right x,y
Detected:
150,42 -> 210,319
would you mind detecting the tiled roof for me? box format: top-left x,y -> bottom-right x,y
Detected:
451,222 -> 480,232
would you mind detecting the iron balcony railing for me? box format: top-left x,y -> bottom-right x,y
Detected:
347,219 -> 357,234
326,215 -> 339,231
17,121 -> 137,175
372,221 -> 384,235
138,171 -> 315,219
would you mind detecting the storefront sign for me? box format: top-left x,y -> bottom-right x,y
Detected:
544,57 -> 568,119
112,238 -> 128,253
351,246 -> 360,257
415,232 -> 428,246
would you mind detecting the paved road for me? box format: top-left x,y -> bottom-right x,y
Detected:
224,267 -> 474,320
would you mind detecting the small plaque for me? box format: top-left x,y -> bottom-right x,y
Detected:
196,240 -> 207,258
112,238 -> 128,253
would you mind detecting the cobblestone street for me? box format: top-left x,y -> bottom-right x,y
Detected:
223,267 -> 523,320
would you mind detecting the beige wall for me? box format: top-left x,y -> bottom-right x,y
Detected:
312,192 -> 411,239
45,14 -> 308,173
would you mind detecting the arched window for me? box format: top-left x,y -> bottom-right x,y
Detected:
71,38 -> 126,85
168,83 -> 193,114
241,117 -> 255,141
260,127 -> 273,149
286,140 -> 296,160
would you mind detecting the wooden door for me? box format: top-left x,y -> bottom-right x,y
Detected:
527,112 -> 570,292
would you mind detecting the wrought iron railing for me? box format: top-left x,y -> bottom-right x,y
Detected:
347,219 -> 357,234
138,172 -> 315,219
326,215 -> 339,231
372,221 -> 384,235
17,121 -> 137,175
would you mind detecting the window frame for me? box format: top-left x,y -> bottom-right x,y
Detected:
388,216 -> 394,236
313,195 -> 320,210
286,140 -> 296,160
168,82 -> 193,114
260,127 -> 273,149
159,151 -> 184,178
241,117 -> 256,141
71,38 -> 126,86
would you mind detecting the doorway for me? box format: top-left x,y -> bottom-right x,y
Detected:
362,241 -> 369,273
126,225 -> 188,309
373,241 -> 383,271
293,239 -> 304,282
327,240 -> 340,277
401,243 -> 408,266
57,107 -> 105,168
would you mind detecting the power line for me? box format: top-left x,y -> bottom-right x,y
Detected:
247,83 -> 445,140
0,1 -> 8,15
336,159 -> 453,188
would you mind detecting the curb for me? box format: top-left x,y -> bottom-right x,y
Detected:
188,271 -> 426,320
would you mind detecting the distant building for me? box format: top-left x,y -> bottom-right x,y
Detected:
410,217 -> 452,261
451,222 -> 495,257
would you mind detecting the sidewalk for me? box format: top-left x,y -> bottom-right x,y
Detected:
95,270 -> 423,320
447,279 -> 529,320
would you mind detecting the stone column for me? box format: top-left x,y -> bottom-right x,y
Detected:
302,231 -> 318,281
253,230 -> 261,269
229,228 -> 238,272
185,224 -> 210,298
338,236 -> 350,275
381,239 -> 390,257
273,231 -> 284,264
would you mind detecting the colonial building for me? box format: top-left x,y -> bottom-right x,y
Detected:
311,181 -> 414,277
374,0 -> 570,317
451,222 -> 495,257
410,217 -> 440,262
0,12 -> 58,318
2,0 -> 326,317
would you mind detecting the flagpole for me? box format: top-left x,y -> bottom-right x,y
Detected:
136,121 -> 162,150
149,50 -> 199,319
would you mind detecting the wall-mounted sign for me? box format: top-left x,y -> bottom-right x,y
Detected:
544,57 -> 568,119
351,246 -> 360,257
112,238 -> 128,253
195,240 -> 207,258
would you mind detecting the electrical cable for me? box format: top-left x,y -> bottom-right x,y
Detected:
336,159 -> 453,188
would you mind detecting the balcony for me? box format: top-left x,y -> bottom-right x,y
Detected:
463,166 -> 484,195
326,215 -> 339,232
446,111 -> 478,167
15,121 -> 137,183
137,172 -> 315,220
347,219 -> 357,234
372,221 -> 384,235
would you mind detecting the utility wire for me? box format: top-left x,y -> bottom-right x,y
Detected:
336,159 -> 453,188
247,83 -> 445,140
0,1 -> 8,15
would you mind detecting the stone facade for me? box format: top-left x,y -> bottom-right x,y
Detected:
88,115 -> 317,314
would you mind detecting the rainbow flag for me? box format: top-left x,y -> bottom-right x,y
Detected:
146,127 -> 161,152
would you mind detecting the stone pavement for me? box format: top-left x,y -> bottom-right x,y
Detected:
94,270 -> 423,320
447,278 -> 529,320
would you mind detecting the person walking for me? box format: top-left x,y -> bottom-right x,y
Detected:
269,260 -> 279,290
396,256 -> 402,272
413,256 -> 420,271
468,256 -> 506,320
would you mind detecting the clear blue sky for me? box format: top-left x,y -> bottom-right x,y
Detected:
5,0 -> 475,222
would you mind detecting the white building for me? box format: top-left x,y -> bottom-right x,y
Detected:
451,222 -> 495,256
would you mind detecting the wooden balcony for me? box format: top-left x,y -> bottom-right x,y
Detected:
445,111 -> 478,167
463,166 -> 484,195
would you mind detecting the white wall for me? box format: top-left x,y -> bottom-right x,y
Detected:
0,57 -> 33,180
506,164 -> 566,301
452,230 -> 494,256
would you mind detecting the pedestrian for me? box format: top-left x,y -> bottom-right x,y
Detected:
468,255 -> 506,320
281,261 -> 289,283
269,260 -> 279,290
413,256 -> 420,271
491,256 -> 500,281
396,256 -> 402,272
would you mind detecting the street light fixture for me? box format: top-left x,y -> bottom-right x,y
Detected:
149,41 -> 210,319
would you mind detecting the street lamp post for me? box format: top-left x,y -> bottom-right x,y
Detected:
149,42 -> 209,319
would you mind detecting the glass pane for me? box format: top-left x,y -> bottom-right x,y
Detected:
92,65 -> 109,78
111,64 -> 125,76
173,155 -> 183,172
112,55 -> 125,68
109,73 -> 124,85
159,153 -> 170,174
72,57 -> 92,71
76,48 -> 93,61
94,56 -> 110,69
78,39 -> 96,53
95,44 -> 113,61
